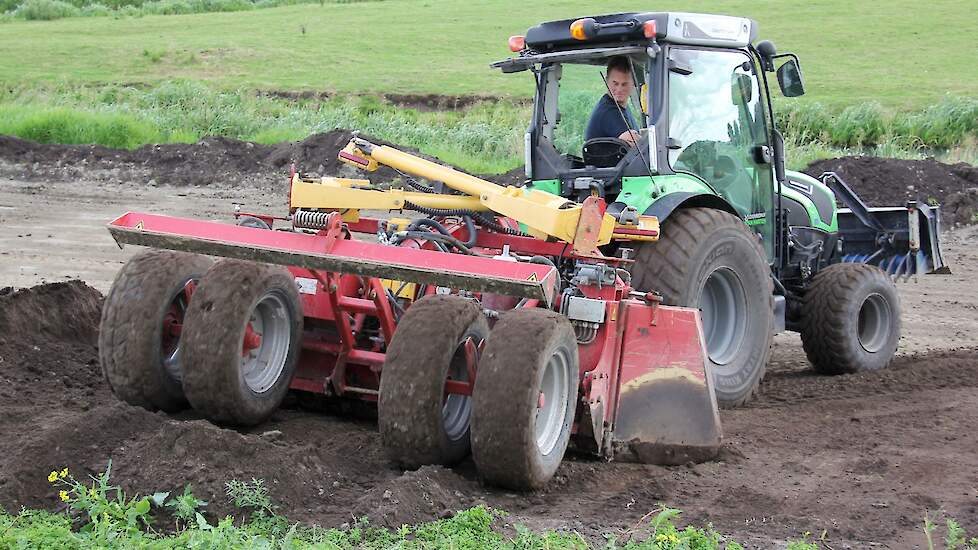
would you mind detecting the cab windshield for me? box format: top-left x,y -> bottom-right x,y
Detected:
538,57 -> 648,164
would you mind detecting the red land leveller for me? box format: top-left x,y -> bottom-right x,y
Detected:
104,195 -> 721,491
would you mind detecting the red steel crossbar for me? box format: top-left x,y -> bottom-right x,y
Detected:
108,212 -> 559,303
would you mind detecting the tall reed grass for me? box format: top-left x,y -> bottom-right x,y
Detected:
0,82 -> 975,173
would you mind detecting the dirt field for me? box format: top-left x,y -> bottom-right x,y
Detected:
1,137 -> 976,548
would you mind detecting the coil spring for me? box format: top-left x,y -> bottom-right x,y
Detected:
292,209 -> 331,230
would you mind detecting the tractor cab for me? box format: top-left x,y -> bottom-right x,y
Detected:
493,12 -> 806,260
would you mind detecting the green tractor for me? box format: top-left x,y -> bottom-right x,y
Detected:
495,12 -> 948,407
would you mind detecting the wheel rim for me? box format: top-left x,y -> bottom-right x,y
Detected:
241,290 -> 292,394
442,337 -> 476,442
160,279 -> 196,383
699,267 -> 748,367
535,347 -> 572,456
858,293 -> 891,353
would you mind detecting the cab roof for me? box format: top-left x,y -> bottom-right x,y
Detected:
524,12 -> 756,52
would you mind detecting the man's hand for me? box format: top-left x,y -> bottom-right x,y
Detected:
618,129 -> 641,145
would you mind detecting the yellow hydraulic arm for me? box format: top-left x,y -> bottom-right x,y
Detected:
289,137 -> 659,251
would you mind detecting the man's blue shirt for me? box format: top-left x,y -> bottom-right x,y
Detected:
585,94 -> 638,141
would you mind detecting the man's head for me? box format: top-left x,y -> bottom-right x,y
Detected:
606,56 -> 634,106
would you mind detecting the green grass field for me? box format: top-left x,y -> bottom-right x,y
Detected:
0,0 -> 976,172
0,0 -> 976,108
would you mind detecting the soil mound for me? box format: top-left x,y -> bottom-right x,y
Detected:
0,280 -> 102,346
3,129 -> 977,225
352,465 -> 474,528
0,130 -> 450,188
803,156 -> 978,226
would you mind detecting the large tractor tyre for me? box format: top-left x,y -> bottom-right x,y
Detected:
181,260 -> 303,426
99,249 -> 212,412
471,309 -> 579,490
379,295 -> 489,469
799,263 -> 901,375
629,207 -> 774,408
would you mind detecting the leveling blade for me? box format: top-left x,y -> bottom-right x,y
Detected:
107,212 -> 559,303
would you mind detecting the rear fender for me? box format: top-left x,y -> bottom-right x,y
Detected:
642,192 -> 740,222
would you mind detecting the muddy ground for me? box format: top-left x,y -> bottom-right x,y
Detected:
0,135 -> 976,548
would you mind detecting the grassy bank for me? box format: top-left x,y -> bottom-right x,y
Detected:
0,0 -> 976,107
1,82 -> 976,174
0,0 -> 380,22
0,465 -> 793,549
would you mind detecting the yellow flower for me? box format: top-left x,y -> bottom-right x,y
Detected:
59,490 -> 70,502
59,468 -> 69,479
89,488 -> 97,498
655,533 -> 668,542
48,471 -> 59,483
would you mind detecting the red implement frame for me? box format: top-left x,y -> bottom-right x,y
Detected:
106,206 -> 719,462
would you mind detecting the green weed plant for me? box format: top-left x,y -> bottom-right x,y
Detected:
0,463 -> 867,549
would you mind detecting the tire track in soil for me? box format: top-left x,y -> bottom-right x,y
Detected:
752,347 -> 978,408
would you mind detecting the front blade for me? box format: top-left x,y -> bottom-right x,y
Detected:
610,301 -> 722,465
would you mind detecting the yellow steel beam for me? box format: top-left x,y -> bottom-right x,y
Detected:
290,177 -> 488,211
297,139 -> 660,247
354,141 -> 615,245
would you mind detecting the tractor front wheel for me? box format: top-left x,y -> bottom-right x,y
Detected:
379,295 -> 488,469
629,207 -> 774,407
99,250 -> 212,412
181,260 -> 303,426
471,308 -> 578,490
800,263 -> 901,374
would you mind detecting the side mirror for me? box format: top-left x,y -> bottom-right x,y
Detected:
776,58 -> 805,97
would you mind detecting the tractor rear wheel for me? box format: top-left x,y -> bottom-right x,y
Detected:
379,295 -> 488,468
99,250 -> 211,412
471,308 -> 578,490
181,260 -> 303,426
629,207 -> 773,407
800,263 -> 901,374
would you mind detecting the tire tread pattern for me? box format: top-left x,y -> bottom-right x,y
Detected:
99,250 -> 211,412
181,260 -> 302,426
471,308 -> 578,490
379,295 -> 488,469
800,263 -> 901,375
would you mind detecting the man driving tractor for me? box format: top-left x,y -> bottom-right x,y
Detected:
584,56 -> 641,145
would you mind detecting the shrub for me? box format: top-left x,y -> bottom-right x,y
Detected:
14,0 -> 80,20
80,1 -> 109,15
0,106 -> 161,149
828,101 -> 887,146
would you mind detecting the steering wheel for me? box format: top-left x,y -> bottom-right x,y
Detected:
582,137 -> 630,168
